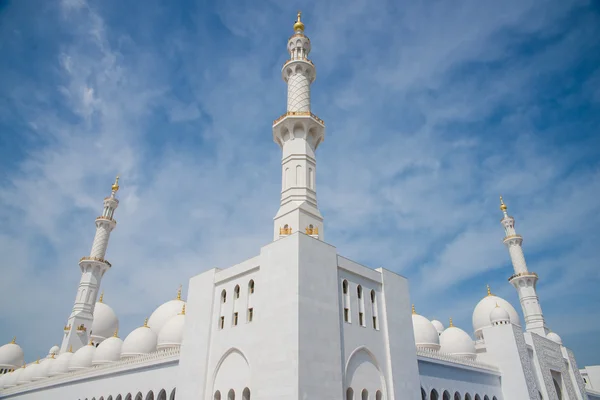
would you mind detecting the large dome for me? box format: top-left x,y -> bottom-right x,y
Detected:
0,339 -> 24,369
411,311 -> 440,351
91,301 -> 119,343
440,323 -> 476,359
472,290 -> 520,338
49,351 -> 73,377
69,344 -> 96,371
93,335 -> 123,365
121,321 -> 157,358
148,299 -> 186,335
157,309 -> 185,350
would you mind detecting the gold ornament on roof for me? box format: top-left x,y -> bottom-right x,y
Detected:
293,11 -> 305,32
449,317 -> 454,327
112,175 -> 120,192
10,336 -> 16,344
113,328 -> 119,338
180,304 -> 186,315
143,317 -> 149,328
412,304 -> 416,315
35,358 -> 40,364
68,345 -> 73,353
99,291 -> 104,303
50,353 -> 55,359
176,285 -> 182,300
499,195 -> 507,211
88,338 -> 94,346
487,284 -> 493,297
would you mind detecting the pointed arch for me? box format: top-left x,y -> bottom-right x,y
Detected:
421,387 -> 427,400
376,390 -> 382,400
228,389 -> 235,400
125,395 -> 132,400
135,393 -> 143,400
431,390 -> 439,400
214,391 -> 221,400
242,387 -> 250,400
234,285 -> 240,299
157,389 -> 167,400
169,389 -> 176,400
454,392 -> 461,400
248,280 -> 255,294
347,388 -> 354,400
116,396 -> 123,400
345,346 -> 387,400
145,391 -> 154,400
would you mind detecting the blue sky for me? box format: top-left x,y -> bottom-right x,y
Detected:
0,0 -> 599,367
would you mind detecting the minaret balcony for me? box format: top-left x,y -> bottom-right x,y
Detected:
281,59 -> 315,83
79,256 -> 112,268
503,234 -> 523,245
96,215 -> 116,223
508,271 -> 538,282
273,112 -> 325,151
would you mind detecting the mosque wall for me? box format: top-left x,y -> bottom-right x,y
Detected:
0,356 -> 178,400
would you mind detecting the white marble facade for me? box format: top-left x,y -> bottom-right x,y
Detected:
1,12 -> 598,400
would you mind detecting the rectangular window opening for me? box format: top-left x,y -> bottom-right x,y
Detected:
373,316 -> 378,330
248,307 -> 254,322
344,308 -> 349,322
233,312 -> 239,326
359,312 -> 364,327
219,316 -> 225,330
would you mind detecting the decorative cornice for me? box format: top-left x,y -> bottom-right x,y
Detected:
79,257 -> 112,268
273,111 -> 325,126
508,271 -> 538,282
416,348 -> 500,373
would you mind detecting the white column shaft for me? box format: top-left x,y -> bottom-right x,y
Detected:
287,73 -> 311,112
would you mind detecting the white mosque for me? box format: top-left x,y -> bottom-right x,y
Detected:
1,12 -> 600,400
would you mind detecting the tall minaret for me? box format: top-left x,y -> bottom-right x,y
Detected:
272,11 -> 325,241
499,196 -> 548,336
60,177 -> 120,353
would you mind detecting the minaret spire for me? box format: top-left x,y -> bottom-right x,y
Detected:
272,12 -> 325,241
499,196 -> 548,336
60,177 -> 120,354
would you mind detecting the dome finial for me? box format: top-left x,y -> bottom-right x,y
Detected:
36,358 -> 40,364
293,10 -> 305,32
112,175 -> 120,193
176,284 -> 182,300
10,336 -> 16,344
68,345 -> 73,353
499,195 -> 507,212
412,304 -> 416,315
449,317 -> 454,327
143,317 -> 149,328
113,328 -> 119,338
487,284 -> 493,297
180,304 -> 186,315
50,353 -> 55,359
99,291 -> 104,303
88,338 -> 94,346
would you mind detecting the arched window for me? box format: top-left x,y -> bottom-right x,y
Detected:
343,280 -> 348,294
376,390 -> 382,400
146,392 -> 154,400
116,395 -> 123,400
249,280 -> 255,294
357,285 -> 362,299
538,391 -> 543,400
228,389 -> 235,400
483,396 -> 489,400
135,393 -> 143,400
465,395 -> 471,400
421,388 -> 427,400
157,390 -> 167,400
361,389 -> 368,400
221,290 -> 227,303
454,392 -> 461,400
169,389 -> 175,400
474,395 -> 481,400
242,387 -> 250,400
357,285 -> 365,326
553,379 -> 562,400
431,390 -> 439,400
371,289 -> 379,330
214,391 -> 221,400
107,397 -> 113,400
234,285 -> 240,299
125,395 -> 132,400
443,391 -> 451,400
346,388 -> 354,400
492,397 -> 497,400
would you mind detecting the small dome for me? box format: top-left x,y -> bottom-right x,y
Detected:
0,339 -> 25,369
472,289 -> 520,338
32,356 -> 55,381
157,310 -> 185,350
91,301 -> 119,343
18,361 -> 41,385
68,344 -> 96,371
93,335 -> 123,365
3,366 -> 24,388
490,304 -> 511,325
547,332 -> 563,345
431,320 -> 445,335
49,351 -> 73,376
411,311 -> 440,351
48,345 -> 60,357
121,321 -> 157,358
148,296 -> 186,335
440,323 -> 476,359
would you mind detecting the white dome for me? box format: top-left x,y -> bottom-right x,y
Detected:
91,301 -> 119,342
411,313 -> 440,350
48,345 -> 60,357
0,340 -> 24,369
49,352 -> 73,376
472,293 -> 520,338
93,336 -> 123,365
431,320 -> 445,335
440,325 -> 476,359
3,367 -> 24,388
32,356 -> 55,381
68,344 -> 96,371
547,332 -> 563,345
157,312 -> 185,350
121,323 -> 157,358
490,305 -> 511,325
18,361 -> 41,384
148,299 -> 186,335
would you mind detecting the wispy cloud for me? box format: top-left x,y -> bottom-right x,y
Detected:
0,0 -> 599,366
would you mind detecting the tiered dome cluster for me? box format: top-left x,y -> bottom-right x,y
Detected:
0,290 -> 186,389
410,286 -> 523,361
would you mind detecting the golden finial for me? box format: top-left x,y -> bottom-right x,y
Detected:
180,304 -> 186,315
50,353 -> 55,359
293,11 -> 305,32
143,317 -> 149,328
99,291 -> 104,303
499,195 -> 507,212
88,338 -> 94,346
10,336 -> 16,344
412,304 -> 416,315
449,317 -> 454,327
68,345 -> 73,353
22,363 -> 26,368
487,284 -> 493,297
111,175 -> 120,192
36,358 -> 40,364
176,285 -> 182,300
113,328 -> 119,338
